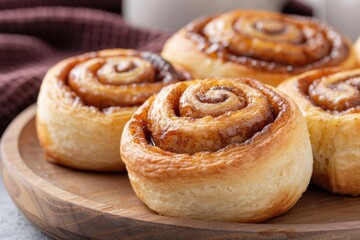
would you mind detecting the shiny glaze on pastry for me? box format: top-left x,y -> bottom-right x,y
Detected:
279,68 -> 360,195
36,49 -> 186,171
162,10 -> 357,86
121,77 -> 313,222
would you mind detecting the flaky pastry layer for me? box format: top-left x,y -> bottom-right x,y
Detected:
279,68 -> 360,195
121,78 -> 313,222
37,49 -> 185,171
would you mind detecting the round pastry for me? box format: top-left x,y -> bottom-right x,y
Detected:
36,49 -> 187,171
279,68 -> 360,196
162,10 -> 357,86
120,77 -> 313,222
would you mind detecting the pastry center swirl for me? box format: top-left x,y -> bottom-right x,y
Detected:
243,19 -> 304,44
96,57 -> 155,85
254,20 -> 285,35
147,78 -> 275,154
186,11 -> 349,73
308,75 -> 360,112
115,60 -> 136,73
180,85 -> 246,118
65,52 -> 181,109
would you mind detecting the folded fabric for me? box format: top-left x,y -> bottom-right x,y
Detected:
0,7 -> 171,135
0,0 -> 121,12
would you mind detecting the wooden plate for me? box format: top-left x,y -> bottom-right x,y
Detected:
2,105 -> 360,239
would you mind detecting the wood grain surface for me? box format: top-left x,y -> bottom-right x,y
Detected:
1,105 -> 360,239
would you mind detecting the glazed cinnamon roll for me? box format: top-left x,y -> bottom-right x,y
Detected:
120,78 -> 313,222
162,10 -> 357,86
279,68 -> 360,195
36,49 -> 186,171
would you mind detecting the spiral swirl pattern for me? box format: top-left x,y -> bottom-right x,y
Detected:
62,49 -> 183,109
121,77 -> 312,222
279,68 -> 360,195
36,49 -> 187,171
124,77 -> 293,159
147,79 -> 274,154
296,69 -> 360,113
186,10 -> 350,73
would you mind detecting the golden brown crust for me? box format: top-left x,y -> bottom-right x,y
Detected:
162,10 -> 358,86
354,36 -> 360,65
121,78 -> 313,222
278,68 -> 360,195
36,49 -> 186,171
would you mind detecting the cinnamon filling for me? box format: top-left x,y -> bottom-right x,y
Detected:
298,70 -> 360,113
144,78 -> 281,154
186,13 -> 349,73
254,20 -> 285,35
114,61 -> 137,73
60,51 -> 183,109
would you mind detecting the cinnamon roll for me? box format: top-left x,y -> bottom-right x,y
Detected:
279,68 -> 360,195
120,78 -> 313,222
36,49 -> 186,171
162,10 -> 357,86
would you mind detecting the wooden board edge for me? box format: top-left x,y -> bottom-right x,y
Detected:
1,105 -> 360,238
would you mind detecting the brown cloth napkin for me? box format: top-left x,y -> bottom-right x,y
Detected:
0,6 -> 171,135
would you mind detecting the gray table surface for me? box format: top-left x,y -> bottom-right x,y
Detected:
0,176 -> 50,240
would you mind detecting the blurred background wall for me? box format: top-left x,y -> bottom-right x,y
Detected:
123,0 -> 360,41
1,0 -> 358,41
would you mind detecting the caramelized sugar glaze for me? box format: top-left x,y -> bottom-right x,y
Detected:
121,77 -> 313,222
187,12 -> 349,73
278,68 -> 360,195
57,50 -> 185,110
296,69 -> 360,113
36,49 -> 187,171
162,10 -> 357,86
123,78 -> 295,179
